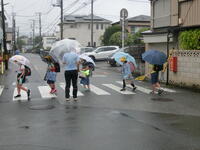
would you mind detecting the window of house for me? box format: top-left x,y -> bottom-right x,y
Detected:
94,42 -> 96,47
88,42 -> 90,46
70,24 -> 77,28
131,26 -> 136,34
96,24 -> 99,30
88,24 -> 90,29
101,24 -> 104,30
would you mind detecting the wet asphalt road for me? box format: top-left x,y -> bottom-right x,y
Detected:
0,53 -> 200,150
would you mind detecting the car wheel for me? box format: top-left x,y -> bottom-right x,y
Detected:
89,55 -> 95,61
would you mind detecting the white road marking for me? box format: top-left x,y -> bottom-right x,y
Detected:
90,84 -> 111,95
13,87 -> 28,101
160,87 -> 176,93
92,75 -> 107,77
59,83 -> 84,96
0,85 -> 4,96
103,84 -> 135,95
116,81 -> 151,94
38,86 -> 57,98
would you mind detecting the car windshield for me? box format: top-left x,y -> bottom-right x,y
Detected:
85,48 -> 94,52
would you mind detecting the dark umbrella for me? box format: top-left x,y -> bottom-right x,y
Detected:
142,50 -> 167,65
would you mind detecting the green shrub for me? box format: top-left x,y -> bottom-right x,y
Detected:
179,29 -> 200,50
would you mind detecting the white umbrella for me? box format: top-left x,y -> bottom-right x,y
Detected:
49,39 -> 81,62
9,55 -> 32,68
79,54 -> 96,66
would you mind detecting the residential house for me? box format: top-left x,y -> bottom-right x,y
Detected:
143,0 -> 200,53
62,15 -> 112,47
42,36 -> 57,50
143,0 -> 200,87
112,15 -> 151,34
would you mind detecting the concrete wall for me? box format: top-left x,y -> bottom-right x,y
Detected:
169,50 -> 200,88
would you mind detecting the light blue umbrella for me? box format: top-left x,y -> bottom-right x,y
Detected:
113,52 -> 137,67
142,50 -> 167,65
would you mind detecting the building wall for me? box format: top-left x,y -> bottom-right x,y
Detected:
169,50 -> 200,89
43,37 -> 57,50
179,0 -> 200,27
63,22 -> 110,47
152,0 -> 171,28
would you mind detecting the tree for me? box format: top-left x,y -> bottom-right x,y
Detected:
34,36 -> 43,48
109,32 -> 134,47
16,38 -> 26,50
132,27 -> 149,44
102,25 -> 121,45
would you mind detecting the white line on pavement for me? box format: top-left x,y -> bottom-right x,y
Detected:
13,87 -> 28,101
59,83 -> 84,96
116,81 -> 151,94
90,84 -> 111,95
38,86 -> 57,98
0,85 -> 4,96
103,84 -> 135,95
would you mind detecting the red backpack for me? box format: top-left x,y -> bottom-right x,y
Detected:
128,62 -> 135,73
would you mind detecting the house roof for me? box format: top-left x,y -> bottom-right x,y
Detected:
127,15 -> 150,22
64,15 -> 112,23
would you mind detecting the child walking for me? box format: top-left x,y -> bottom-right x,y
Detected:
44,56 -> 57,94
79,59 -> 91,90
120,57 -> 136,91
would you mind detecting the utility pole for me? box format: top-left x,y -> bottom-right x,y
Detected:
12,12 -> 16,54
60,0 -> 63,40
1,0 -> 8,70
91,0 -> 94,47
120,8 -> 128,48
53,0 -> 63,40
31,20 -> 35,48
36,12 -> 42,47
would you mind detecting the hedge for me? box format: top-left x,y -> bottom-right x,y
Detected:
179,29 -> 200,50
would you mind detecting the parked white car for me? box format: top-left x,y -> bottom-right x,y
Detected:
84,46 -> 120,61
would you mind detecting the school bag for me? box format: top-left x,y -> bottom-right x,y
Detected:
25,66 -> 31,76
128,62 -> 135,73
54,62 -> 60,72
154,64 -> 163,72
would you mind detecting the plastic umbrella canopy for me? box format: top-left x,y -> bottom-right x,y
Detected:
49,39 -> 81,62
9,55 -> 32,68
79,54 -> 96,66
142,50 -> 167,65
113,52 -> 137,67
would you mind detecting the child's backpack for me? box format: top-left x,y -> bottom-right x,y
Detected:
128,62 -> 135,73
25,66 -> 31,76
154,64 -> 163,72
54,62 -> 60,72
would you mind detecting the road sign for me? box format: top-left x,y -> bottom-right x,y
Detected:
120,8 -> 128,19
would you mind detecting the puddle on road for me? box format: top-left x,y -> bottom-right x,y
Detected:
29,105 -> 55,110
0,145 -> 67,150
151,98 -> 174,102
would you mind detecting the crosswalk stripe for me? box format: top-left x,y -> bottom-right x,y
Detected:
0,85 -> 4,96
59,83 -> 84,96
38,86 -> 57,98
13,87 -> 28,101
160,87 -> 176,93
102,84 -> 135,95
90,84 -> 111,95
116,81 -> 151,94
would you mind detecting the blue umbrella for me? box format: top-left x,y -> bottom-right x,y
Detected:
113,52 -> 137,67
142,50 -> 167,65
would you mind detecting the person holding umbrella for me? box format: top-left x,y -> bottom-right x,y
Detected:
142,50 -> 167,95
9,55 -> 31,100
120,57 -> 137,91
44,55 -> 57,94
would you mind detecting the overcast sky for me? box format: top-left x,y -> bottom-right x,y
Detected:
4,0 -> 150,36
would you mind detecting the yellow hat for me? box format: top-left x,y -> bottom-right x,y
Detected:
120,57 -> 126,62
44,55 -> 52,60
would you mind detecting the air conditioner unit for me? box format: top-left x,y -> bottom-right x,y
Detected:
179,18 -> 183,25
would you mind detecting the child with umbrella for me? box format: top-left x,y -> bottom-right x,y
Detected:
44,55 -> 58,94
120,57 -> 137,91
